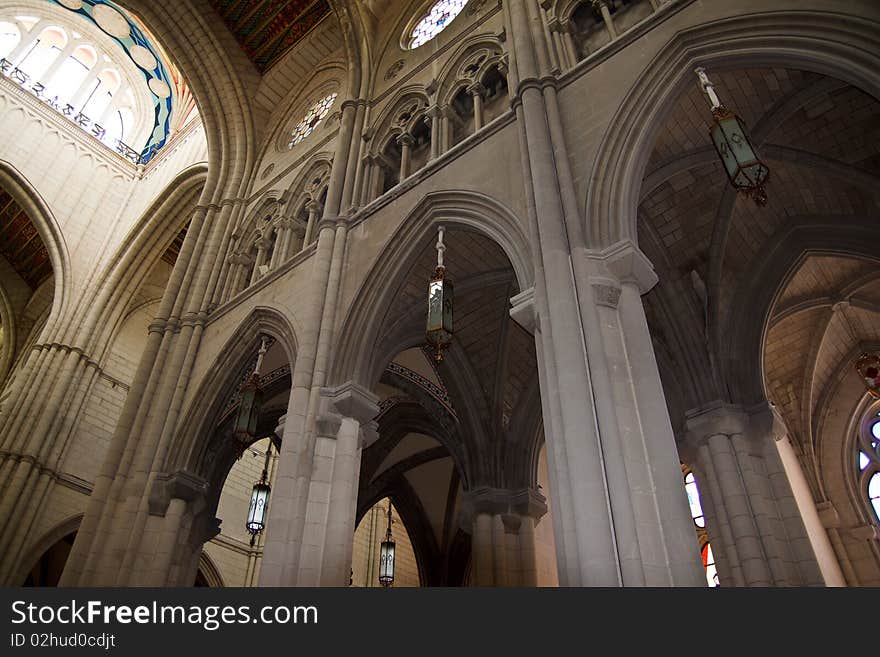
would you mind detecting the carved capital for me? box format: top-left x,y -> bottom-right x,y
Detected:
148,470 -> 209,517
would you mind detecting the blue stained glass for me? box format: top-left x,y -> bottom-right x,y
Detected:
409,1 -> 467,49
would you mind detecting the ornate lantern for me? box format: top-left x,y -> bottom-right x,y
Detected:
856,352 -> 880,399
695,67 -> 770,206
378,503 -> 395,587
234,337 -> 268,446
426,226 -> 454,362
246,443 -> 273,544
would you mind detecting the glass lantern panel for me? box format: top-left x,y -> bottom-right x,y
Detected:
711,123 -> 740,181
379,540 -> 395,582
442,278 -> 454,333
719,115 -> 759,167
427,279 -> 444,331
247,483 -> 270,532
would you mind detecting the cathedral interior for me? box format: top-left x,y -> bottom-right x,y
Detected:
0,0 -> 878,588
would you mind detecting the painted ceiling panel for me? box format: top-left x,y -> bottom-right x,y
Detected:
210,0 -> 331,73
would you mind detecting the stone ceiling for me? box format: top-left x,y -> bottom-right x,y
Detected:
638,66 -> 880,425
209,0 -> 332,73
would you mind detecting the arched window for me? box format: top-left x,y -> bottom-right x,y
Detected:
683,465 -> 719,587
858,410 -> 880,522
288,92 -> 337,149
15,25 -> 66,81
406,0 -> 467,50
0,21 -> 20,58
684,471 -> 705,528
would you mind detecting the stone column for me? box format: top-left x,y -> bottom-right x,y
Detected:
396,133 -> 414,181
464,488 -> 546,586
303,200 -> 322,249
684,402 -> 824,586
775,433 -> 846,586
556,19 -> 578,68
468,82 -> 486,131
592,0 -> 618,40
260,382 -> 378,587
249,236 -> 270,285
268,222 -> 288,270
426,106 -> 442,159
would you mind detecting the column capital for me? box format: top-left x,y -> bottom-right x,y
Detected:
684,400 -> 786,450
148,470 -> 208,517
305,199 -> 323,214
467,82 -> 487,98
321,381 -> 380,425
460,486 -> 547,528
587,240 -> 658,294
509,286 -> 537,333
396,132 -> 415,148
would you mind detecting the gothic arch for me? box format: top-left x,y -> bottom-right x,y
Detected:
0,160 -> 71,342
724,217 -> 880,406
13,513 -> 82,586
86,163 -> 208,363
436,36 -> 504,106
114,0 -> 260,202
196,550 -> 225,587
586,9 -> 880,248
329,190 -> 533,389
170,305 -> 299,480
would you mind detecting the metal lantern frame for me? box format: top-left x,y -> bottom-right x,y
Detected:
426,226 -> 454,362
246,443 -> 273,544
378,503 -> 395,587
234,337 -> 269,448
856,351 -> 880,400
696,67 -> 770,206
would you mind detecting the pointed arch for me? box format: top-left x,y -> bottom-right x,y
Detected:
13,513 -> 83,586
170,305 -> 300,479
586,9 -> 880,248
329,190 -> 533,390
724,217 -> 880,406
0,160 -> 71,340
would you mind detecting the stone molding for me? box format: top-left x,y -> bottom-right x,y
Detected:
148,470 -> 209,517
460,486 -> 547,529
509,286 -> 536,333
590,239 -> 659,294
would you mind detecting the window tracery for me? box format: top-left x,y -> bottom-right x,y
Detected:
858,410 -> 880,522
288,92 -> 338,149
407,0 -> 467,50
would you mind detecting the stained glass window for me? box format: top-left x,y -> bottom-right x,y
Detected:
702,543 -> 719,587
288,92 -> 337,149
408,0 -> 467,49
858,415 -> 880,522
684,471 -> 705,528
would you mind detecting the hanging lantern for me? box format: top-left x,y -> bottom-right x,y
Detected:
426,226 -> 454,362
856,352 -> 880,399
234,337 -> 268,445
246,443 -> 273,543
378,504 -> 395,587
695,67 -> 770,206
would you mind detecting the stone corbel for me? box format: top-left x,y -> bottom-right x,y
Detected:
317,381 -> 380,441
748,401 -> 788,442
590,276 -> 621,309
148,470 -> 209,517
595,239 -> 659,294
510,286 -> 536,333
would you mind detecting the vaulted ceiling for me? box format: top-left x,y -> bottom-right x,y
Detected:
638,66 -> 880,427
0,188 -> 52,290
209,0 -> 332,73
